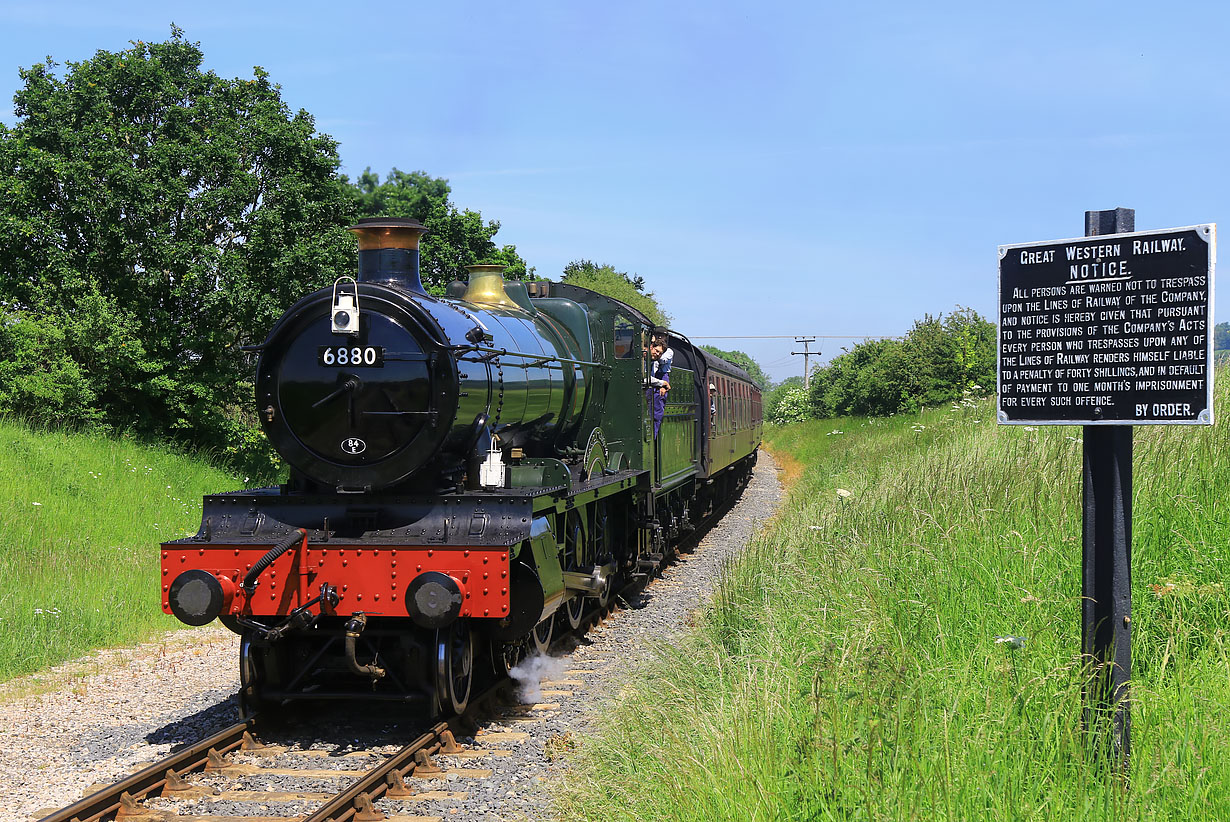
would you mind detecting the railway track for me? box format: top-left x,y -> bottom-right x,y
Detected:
33,610 -> 623,822
35,683 -> 517,822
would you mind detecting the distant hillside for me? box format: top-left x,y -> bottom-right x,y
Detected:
0,418 -> 249,681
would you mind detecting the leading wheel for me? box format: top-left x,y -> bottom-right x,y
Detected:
435,620 -> 473,715
532,616 -> 554,654
594,571 -> 613,609
238,635 -> 264,720
239,633 -> 287,720
563,594 -> 585,631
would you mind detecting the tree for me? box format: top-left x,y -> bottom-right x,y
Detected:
345,167 -> 531,289
699,345 -> 769,389
808,307 -> 995,418
560,260 -> 672,327
1215,322 -> 1230,350
0,29 -> 353,462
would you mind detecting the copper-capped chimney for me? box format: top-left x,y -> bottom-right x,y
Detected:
347,217 -> 428,294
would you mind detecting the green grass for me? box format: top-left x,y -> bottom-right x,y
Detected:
0,418 -> 253,680
555,383 -> 1230,821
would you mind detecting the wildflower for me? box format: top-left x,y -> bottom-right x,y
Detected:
1151,582 -> 1176,597
32,502 -> 41,506
835,488 -> 852,499
1022,426 -> 1038,432
994,635 -> 1026,650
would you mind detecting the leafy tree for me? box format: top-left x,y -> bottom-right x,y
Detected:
699,346 -> 769,389
810,338 -> 906,417
560,260 -> 672,327
1215,322 -> 1230,350
350,167 -> 450,217
943,305 -> 996,393
809,307 -> 995,418
0,29 -> 353,464
346,167 -> 531,289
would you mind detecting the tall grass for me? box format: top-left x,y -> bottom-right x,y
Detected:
555,382 -> 1230,820
0,419 -> 253,680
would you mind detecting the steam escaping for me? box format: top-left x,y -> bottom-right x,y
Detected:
508,653 -> 567,703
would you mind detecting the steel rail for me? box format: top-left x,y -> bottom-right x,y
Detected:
34,719 -> 254,822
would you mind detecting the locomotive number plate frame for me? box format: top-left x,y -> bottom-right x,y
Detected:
318,345 -> 385,367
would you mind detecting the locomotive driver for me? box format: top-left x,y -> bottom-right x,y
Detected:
646,332 -> 673,438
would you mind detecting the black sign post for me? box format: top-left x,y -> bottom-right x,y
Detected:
998,209 -> 1216,772
1081,207 -> 1134,771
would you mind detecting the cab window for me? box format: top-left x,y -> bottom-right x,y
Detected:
613,315 -> 635,358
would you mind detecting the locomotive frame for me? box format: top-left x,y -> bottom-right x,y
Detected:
160,218 -> 763,717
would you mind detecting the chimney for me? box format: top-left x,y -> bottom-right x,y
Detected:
347,217 -> 428,294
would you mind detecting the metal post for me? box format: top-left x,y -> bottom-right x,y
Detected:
1082,207 -> 1133,770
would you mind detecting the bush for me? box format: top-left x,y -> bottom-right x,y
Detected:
0,307 -> 100,426
766,386 -> 811,425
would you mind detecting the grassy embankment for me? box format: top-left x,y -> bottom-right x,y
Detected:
556,380 -> 1230,820
0,419 -> 252,682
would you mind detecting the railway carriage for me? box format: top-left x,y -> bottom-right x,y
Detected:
160,218 -> 762,716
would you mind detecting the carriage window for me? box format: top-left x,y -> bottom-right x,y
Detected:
613,316 -> 635,358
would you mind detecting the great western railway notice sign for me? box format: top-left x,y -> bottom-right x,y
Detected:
998,224 -> 1215,425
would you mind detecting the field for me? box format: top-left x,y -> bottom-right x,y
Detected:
0,419 -> 252,682
555,379 -> 1230,821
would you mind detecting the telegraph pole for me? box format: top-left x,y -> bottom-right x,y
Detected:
792,336 -> 818,390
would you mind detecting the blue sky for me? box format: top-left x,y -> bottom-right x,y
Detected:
1,1 -> 1224,382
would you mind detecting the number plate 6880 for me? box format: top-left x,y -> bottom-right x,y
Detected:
318,346 -> 384,367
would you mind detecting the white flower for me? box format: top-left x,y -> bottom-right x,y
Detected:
994,635 -> 1026,650
31,502 -> 41,506
1023,426 -> 1038,432
835,488 -> 852,499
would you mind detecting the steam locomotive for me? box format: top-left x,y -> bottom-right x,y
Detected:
161,218 -> 762,716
